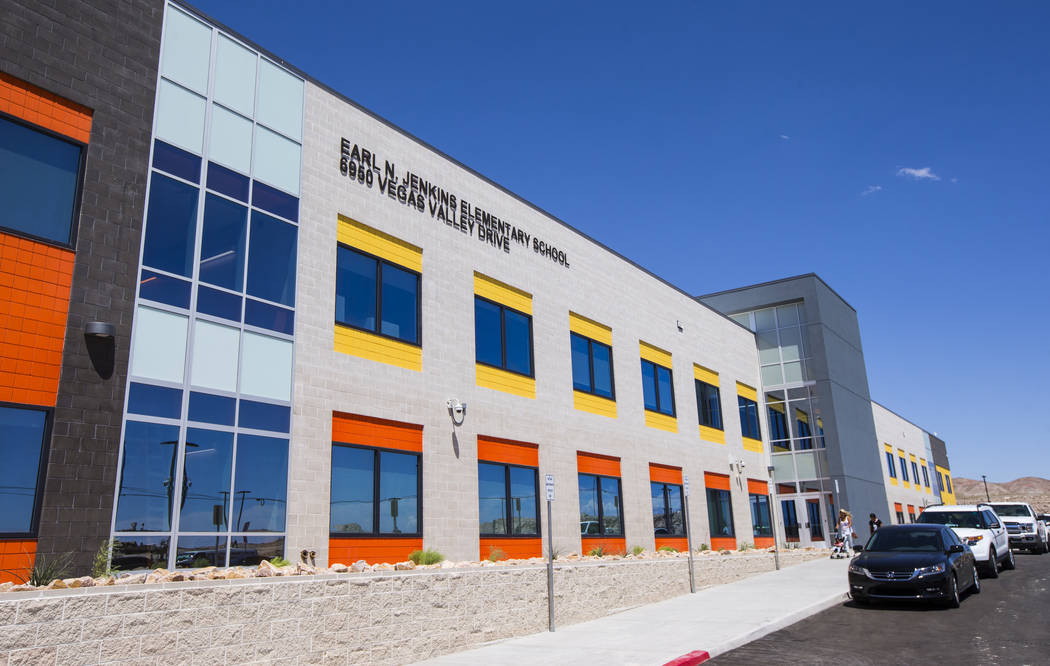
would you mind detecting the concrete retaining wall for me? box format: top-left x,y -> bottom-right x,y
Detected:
0,550 -> 824,665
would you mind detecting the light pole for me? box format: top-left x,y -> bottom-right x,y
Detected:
767,465 -> 781,571
982,475 -> 991,503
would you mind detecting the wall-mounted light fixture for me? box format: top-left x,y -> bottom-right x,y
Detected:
84,321 -> 116,339
447,398 -> 467,426
84,321 -> 116,379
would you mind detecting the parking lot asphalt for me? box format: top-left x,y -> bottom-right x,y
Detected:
711,550 -> 1050,665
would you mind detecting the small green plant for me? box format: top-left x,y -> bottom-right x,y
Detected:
29,552 -> 73,586
697,543 -> 710,552
718,548 -> 729,554
631,545 -> 645,556
268,556 -> 291,567
586,546 -> 606,557
191,557 -> 212,568
738,542 -> 754,552
91,539 -> 121,578
487,547 -> 507,562
658,545 -> 678,553
409,549 -> 445,565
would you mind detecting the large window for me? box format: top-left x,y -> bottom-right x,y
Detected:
650,482 -> 684,536
330,444 -> 421,536
570,333 -> 614,399
749,493 -> 772,538
0,115 -> 83,245
246,211 -> 297,307
738,396 -> 761,440
478,463 -> 539,536
579,474 -> 623,536
641,359 -> 675,416
782,500 -> 799,539
475,297 -> 533,376
707,488 -> 735,539
922,465 -> 930,488
695,380 -> 722,430
885,451 -> 896,478
335,245 -> 420,345
142,172 -> 200,277
806,501 -> 824,539
768,406 -> 788,440
899,456 -> 909,483
0,405 -> 50,535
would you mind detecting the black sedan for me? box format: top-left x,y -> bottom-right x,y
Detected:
848,524 -> 980,608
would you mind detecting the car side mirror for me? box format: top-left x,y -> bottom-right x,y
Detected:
948,544 -> 965,554
989,522 -> 1000,529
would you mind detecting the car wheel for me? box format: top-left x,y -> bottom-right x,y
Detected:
984,554 -> 999,578
944,573 -> 961,608
970,565 -> 980,594
1003,548 -> 1016,570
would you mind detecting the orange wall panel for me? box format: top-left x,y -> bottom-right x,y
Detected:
704,472 -> 731,491
0,539 -> 37,585
581,536 -> 626,555
332,412 -> 423,453
328,537 -> 423,565
478,436 -> 538,467
754,537 -> 774,549
654,537 -> 688,552
649,463 -> 682,485
480,537 -> 542,560
0,232 -> 74,406
711,537 -> 737,551
577,451 -> 621,477
0,72 -> 92,143
746,479 -> 769,495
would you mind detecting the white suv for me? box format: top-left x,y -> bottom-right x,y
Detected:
917,504 -> 1014,577
987,502 -> 1048,554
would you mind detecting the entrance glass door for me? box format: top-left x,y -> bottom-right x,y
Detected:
793,494 -> 828,547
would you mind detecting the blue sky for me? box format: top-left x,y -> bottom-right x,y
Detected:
193,1 -> 1049,482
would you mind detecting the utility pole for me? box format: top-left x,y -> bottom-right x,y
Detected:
982,475 -> 991,503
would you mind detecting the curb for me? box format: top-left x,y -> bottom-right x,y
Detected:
663,650 -> 710,665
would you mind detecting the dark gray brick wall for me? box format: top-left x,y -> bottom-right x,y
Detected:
0,0 -> 163,572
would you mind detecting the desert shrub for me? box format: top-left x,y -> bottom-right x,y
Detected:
29,553 -> 73,586
487,547 -> 507,562
658,545 -> 678,553
409,549 -> 445,565
697,543 -> 710,552
738,542 -> 754,551
587,546 -> 606,557
631,545 -> 645,556
269,556 -> 291,567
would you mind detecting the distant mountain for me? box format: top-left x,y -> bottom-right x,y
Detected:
953,476 -> 1050,513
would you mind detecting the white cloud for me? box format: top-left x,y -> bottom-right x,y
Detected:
896,166 -> 940,181
779,134 -> 790,140
861,185 -> 883,196
950,177 -> 958,183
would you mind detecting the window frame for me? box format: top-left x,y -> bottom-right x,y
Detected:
329,442 -> 423,538
335,243 -> 422,347
738,395 -> 761,440
885,451 -> 896,478
899,456 -> 909,482
0,401 -> 53,538
749,493 -> 773,538
706,487 -> 736,539
695,379 -> 723,430
767,406 -> 788,440
569,332 -> 616,400
650,481 -> 686,537
640,358 -> 676,417
911,461 -> 920,486
477,461 -> 541,538
578,473 -> 625,537
0,110 -> 87,250
922,466 -> 930,488
474,295 -> 535,378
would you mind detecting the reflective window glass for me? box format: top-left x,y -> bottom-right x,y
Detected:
0,406 -> 48,534
199,193 -> 247,291
131,306 -> 188,384
245,299 -> 294,335
206,162 -> 249,202
139,270 -> 191,309
239,332 -> 292,402
213,34 -> 256,117
252,181 -> 299,223
474,298 -> 503,367
504,309 -> 532,376
779,327 -> 802,362
776,304 -> 799,327
757,331 -> 780,364
754,308 -> 776,332
578,474 -> 599,535
230,536 -> 284,566
115,421 -> 180,532
379,451 -> 418,535
783,361 -> 804,384
252,125 -> 301,196
153,139 -> 200,184
232,435 -> 287,531
570,333 -> 591,393
509,466 -> 538,535
330,446 -> 374,534
238,400 -> 290,433
190,319 -> 239,393
591,342 -> 613,399
739,396 -> 761,440
246,211 -> 297,307
154,79 -> 206,155
667,484 -> 684,535
142,173 -> 199,277
651,483 -> 666,533
478,463 -> 507,535
179,428 -> 233,531
707,488 -> 735,538
380,263 -> 418,343
655,366 -> 675,416
188,392 -> 235,426
175,535 -> 228,569
696,380 -> 722,429
641,360 -> 658,411
335,247 -> 377,331
208,105 -> 252,175
601,476 -> 622,535
196,286 -> 242,322
111,536 -> 169,571
750,494 -> 772,537
761,364 -> 784,387
256,60 -> 304,141
126,382 -> 182,420
160,6 -> 211,93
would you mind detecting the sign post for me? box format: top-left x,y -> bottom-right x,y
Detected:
683,475 -> 696,594
545,473 -> 555,632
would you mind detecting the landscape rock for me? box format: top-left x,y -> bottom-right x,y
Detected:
46,579 -> 68,589
329,562 -> 348,573
350,560 -> 369,572
394,561 -> 415,571
257,560 -> 281,577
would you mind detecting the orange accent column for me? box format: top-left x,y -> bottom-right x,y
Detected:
0,72 -> 92,143
705,471 -> 737,550
477,436 -> 542,560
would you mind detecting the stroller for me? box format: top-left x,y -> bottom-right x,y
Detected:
831,534 -> 851,559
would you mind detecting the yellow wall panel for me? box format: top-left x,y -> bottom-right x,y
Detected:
699,424 -> 725,445
736,382 -> 757,401
337,216 -> 422,272
742,437 -> 763,453
795,408 -> 809,424
569,312 -> 612,345
334,325 -> 422,371
889,477 -> 898,486
473,272 -> 532,314
693,364 -> 719,386
644,410 -> 678,432
573,390 -> 617,418
639,341 -> 672,367
476,364 -> 536,398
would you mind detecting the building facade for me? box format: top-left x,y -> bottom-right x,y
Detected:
0,0 -> 951,578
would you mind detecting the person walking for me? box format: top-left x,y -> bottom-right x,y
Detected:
837,510 -> 854,552
868,512 -> 882,537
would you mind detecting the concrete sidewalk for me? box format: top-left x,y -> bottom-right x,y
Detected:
417,556 -> 849,666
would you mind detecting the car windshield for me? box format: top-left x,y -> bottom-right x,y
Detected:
991,504 -> 1030,517
866,529 -> 943,552
917,511 -> 985,529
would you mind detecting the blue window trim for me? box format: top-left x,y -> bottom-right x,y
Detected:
474,295 -> 535,378
335,243 -> 422,347
0,110 -> 86,250
641,359 -> 676,417
329,442 -> 423,538
0,401 -> 52,538
569,332 -> 616,400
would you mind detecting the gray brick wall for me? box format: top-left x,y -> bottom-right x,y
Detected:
0,0 -> 163,570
